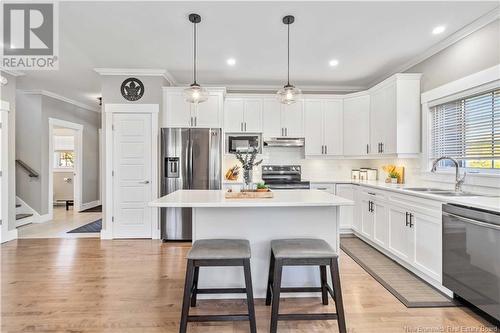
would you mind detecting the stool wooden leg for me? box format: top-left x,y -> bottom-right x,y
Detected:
243,259 -> 257,333
190,267 -> 199,307
270,259 -> 283,333
330,258 -> 346,333
265,252 -> 275,306
320,265 -> 329,305
179,259 -> 195,333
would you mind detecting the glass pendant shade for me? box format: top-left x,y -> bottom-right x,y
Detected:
277,84 -> 302,105
184,83 -> 208,104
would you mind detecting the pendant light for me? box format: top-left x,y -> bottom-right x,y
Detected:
277,15 -> 301,105
184,13 -> 208,104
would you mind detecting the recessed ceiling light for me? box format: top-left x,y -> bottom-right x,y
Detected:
329,59 -> 339,67
226,58 -> 236,66
432,25 -> 446,35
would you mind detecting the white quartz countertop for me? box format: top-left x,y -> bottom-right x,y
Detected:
149,189 -> 354,208
304,179 -> 500,213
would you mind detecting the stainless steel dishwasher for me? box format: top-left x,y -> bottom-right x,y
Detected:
442,204 -> 500,321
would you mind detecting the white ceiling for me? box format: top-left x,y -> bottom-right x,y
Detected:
13,1 -> 499,109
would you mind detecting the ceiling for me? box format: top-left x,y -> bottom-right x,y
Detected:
12,1 -> 499,109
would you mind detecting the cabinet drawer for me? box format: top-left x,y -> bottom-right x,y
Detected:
310,183 -> 335,194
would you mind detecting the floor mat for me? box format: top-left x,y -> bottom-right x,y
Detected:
80,205 -> 102,213
340,236 -> 457,308
67,219 -> 102,233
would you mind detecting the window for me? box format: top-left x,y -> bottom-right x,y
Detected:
54,151 -> 74,169
431,89 -> 499,170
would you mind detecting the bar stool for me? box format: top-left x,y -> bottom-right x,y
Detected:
179,239 -> 257,333
265,238 -> 346,333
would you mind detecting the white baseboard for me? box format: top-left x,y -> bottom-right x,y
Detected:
34,213 -> 52,224
80,200 -> 101,212
100,227 -> 113,240
1,227 -> 18,243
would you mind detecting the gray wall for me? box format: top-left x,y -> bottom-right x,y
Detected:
406,19 -> 500,92
16,92 -> 101,215
0,71 -> 17,230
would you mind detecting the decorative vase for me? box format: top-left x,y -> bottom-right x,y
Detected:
243,169 -> 253,190
391,177 -> 398,184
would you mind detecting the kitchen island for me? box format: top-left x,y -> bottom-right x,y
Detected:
149,190 -> 354,298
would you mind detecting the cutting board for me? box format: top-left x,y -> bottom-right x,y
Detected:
225,190 -> 274,199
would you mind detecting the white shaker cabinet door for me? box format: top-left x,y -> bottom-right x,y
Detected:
165,91 -> 192,127
263,98 -> 282,138
323,100 -> 343,156
343,95 -> 370,156
224,98 -> 245,132
195,93 -> 222,128
244,99 -> 263,132
412,212 -> 442,281
336,184 -> 354,230
388,205 -> 413,263
304,100 -> 324,155
281,101 -> 304,137
373,201 -> 388,248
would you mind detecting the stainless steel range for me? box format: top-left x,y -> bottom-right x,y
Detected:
261,165 -> 310,190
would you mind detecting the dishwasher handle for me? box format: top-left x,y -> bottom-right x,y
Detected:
443,212 -> 500,230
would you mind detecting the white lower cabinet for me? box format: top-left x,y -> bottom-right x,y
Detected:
351,186 -> 443,285
412,212 -> 442,281
387,205 -> 413,263
310,183 -> 335,194
336,184 -> 354,230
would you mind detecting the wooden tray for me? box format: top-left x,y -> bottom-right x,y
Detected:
224,190 -> 274,199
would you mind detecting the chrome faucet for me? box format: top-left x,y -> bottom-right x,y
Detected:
431,156 -> 466,192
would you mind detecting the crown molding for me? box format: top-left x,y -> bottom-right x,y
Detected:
21,90 -> 100,113
221,84 -> 365,94
94,68 -> 177,85
369,7 -> 500,87
0,68 -> 25,77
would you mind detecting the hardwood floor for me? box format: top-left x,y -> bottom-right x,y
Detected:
17,206 -> 101,239
1,239 -> 494,333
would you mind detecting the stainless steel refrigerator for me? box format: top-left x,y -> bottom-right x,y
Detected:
160,128 -> 222,241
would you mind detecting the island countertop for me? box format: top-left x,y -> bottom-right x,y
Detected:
149,189 -> 354,208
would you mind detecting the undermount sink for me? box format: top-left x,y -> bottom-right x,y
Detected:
404,188 -> 485,197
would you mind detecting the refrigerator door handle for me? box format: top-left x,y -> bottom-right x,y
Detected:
189,138 -> 194,189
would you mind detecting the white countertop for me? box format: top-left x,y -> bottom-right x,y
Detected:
149,189 -> 354,208
304,179 -> 500,213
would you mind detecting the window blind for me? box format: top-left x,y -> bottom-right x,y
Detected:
431,89 -> 499,163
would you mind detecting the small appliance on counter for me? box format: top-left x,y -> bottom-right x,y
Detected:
261,165 -> 310,190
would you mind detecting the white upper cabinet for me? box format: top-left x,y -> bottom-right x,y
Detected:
343,94 -> 370,156
263,98 -> 282,138
263,98 -> 304,138
162,87 -> 225,128
369,74 -> 421,156
224,97 -> 262,133
304,99 -> 343,157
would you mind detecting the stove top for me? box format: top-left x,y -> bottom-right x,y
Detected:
262,165 -> 310,190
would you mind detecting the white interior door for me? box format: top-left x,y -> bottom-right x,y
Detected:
113,113 -> 153,238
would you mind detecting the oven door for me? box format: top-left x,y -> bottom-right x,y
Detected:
442,204 -> 500,321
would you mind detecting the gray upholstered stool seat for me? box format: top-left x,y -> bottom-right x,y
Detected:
271,238 -> 336,259
187,239 -> 251,260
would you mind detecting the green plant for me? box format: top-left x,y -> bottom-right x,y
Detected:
388,171 -> 399,179
256,182 -> 268,189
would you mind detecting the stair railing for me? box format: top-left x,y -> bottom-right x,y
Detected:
15,159 -> 39,178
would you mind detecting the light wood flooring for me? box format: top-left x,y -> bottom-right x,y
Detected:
1,239 -> 495,333
17,206 -> 101,239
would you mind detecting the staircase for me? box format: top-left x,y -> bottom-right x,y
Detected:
15,202 -> 34,227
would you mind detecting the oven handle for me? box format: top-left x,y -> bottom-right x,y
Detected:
443,212 -> 500,230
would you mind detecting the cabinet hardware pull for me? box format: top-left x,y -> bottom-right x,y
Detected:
321,145 -> 324,154
409,213 -> 414,228
244,122 -> 247,131
325,145 -> 327,154
405,212 -> 409,226
285,127 -> 287,136
366,144 -> 369,154
381,142 -> 384,153
368,192 -> 376,196
194,117 -> 197,127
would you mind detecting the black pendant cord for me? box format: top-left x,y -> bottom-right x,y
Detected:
287,22 -> 290,86
193,21 -> 197,85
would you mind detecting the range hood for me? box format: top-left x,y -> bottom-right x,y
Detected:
263,137 -> 304,147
